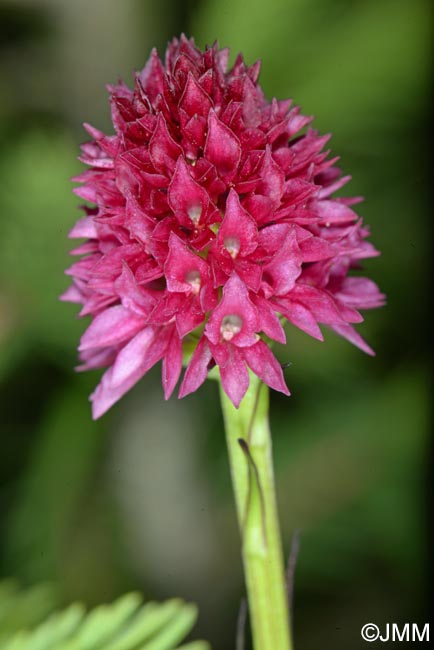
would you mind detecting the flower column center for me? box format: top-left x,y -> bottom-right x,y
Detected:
224,236 -> 241,259
185,270 -> 201,294
221,314 -> 243,341
187,204 -> 202,225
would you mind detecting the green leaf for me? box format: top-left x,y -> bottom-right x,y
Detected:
73,593 -> 142,649
0,581 -> 57,642
11,604 -> 84,650
105,599 -> 187,650
138,602 -> 198,650
0,583 -> 210,650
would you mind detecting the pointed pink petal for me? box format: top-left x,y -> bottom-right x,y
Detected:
69,242 -> 99,256
262,227 -> 302,297
205,274 -> 259,347
168,157 -> 210,227
286,108 -> 312,137
257,223 -> 290,257
79,305 -> 144,351
317,175 -> 352,199
330,322 -> 375,356
236,259 -> 263,292
59,285 -> 83,304
72,185 -> 98,203
138,48 -> 166,102
217,189 -> 258,257
334,301 -> 363,324
179,336 -> 212,398
315,200 -> 358,225
243,194 -> 275,225
247,58 -> 261,83
79,141 -> 114,169
83,123 -> 118,157
149,113 -> 182,175
207,339 -> 229,367
68,216 -> 97,239
162,328 -> 183,399
110,326 -> 170,387
296,227 -> 333,262
204,110 -> 241,181
175,300 -> 204,337
290,285 -> 345,325
200,277 -> 218,313
165,232 -> 210,294
181,111 -> 207,153
274,299 -> 324,341
277,179 -> 315,214
91,327 -> 158,418
77,346 -> 117,371
243,341 -> 290,396
114,263 -> 157,316
148,293 -> 179,326
65,256 -> 98,281
256,147 -> 285,208
124,195 -> 155,246
179,72 -> 213,118
252,295 -> 286,344
79,295 -> 116,317
219,347 -> 250,408
336,277 -> 386,309
290,305 -> 324,340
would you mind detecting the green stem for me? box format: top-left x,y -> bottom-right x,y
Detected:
219,374 -> 292,650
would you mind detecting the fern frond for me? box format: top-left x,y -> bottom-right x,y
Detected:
0,584 -> 210,650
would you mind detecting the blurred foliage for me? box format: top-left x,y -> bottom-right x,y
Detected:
0,1 -> 431,649
0,582 -> 209,650
0,132 -> 83,374
0,580 -> 57,642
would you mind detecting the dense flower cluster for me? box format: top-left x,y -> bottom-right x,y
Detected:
62,36 -> 384,418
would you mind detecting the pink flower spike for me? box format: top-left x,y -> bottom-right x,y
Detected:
63,37 -> 384,416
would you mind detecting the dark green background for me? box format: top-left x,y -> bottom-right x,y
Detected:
0,1 -> 431,648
